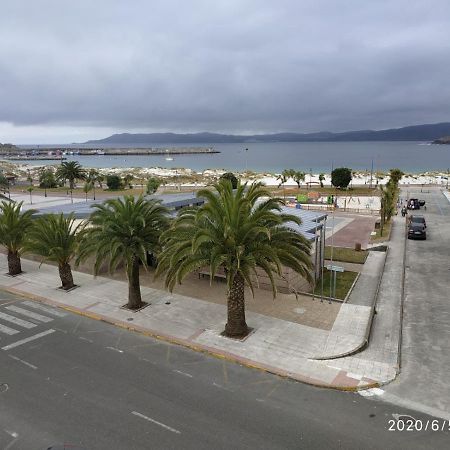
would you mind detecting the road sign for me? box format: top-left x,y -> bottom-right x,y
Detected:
326,264 -> 344,272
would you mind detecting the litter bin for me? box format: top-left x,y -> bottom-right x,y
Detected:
355,242 -> 362,252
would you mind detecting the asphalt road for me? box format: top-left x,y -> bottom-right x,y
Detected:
0,290 -> 448,450
383,186 -> 450,417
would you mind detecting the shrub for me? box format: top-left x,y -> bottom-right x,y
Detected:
146,177 -> 161,195
220,172 -> 238,189
106,175 -> 123,190
331,167 -> 352,189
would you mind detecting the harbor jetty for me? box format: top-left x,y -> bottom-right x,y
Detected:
0,147 -> 219,160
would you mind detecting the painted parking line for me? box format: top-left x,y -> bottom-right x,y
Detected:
1,329 -> 55,351
8,354 -> 38,370
21,301 -> 67,317
5,305 -> 53,323
0,323 -> 20,336
0,312 -> 37,329
131,411 -> 181,434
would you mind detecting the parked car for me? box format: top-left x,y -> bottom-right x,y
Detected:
407,198 -> 420,210
407,223 -> 426,240
409,215 -> 426,228
418,200 -> 426,207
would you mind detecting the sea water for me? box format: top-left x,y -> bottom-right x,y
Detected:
15,141 -> 450,173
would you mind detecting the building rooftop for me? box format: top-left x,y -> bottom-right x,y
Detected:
32,193 -> 326,241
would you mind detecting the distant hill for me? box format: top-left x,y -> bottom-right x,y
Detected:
83,122 -> 450,145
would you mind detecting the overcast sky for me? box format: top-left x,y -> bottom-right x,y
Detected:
1,0 -> 450,143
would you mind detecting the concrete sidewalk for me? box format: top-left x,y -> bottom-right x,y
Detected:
320,216 -> 405,384
0,249 -> 394,390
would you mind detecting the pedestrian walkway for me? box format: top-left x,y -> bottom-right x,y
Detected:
0,246 -> 398,390
319,215 -> 405,383
312,251 -> 386,360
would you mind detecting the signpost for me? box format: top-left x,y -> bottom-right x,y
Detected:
325,264 -> 344,300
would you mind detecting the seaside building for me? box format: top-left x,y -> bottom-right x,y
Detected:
31,192 -> 327,294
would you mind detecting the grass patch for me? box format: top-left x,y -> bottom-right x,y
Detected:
324,246 -> 368,264
270,186 -> 379,197
371,221 -> 392,242
314,269 -> 358,300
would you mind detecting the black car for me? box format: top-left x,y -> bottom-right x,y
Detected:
408,223 -> 426,240
409,215 -> 426,228
407,198 -> 420,210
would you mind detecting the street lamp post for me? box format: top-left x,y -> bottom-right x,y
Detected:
245,148 -> 249,174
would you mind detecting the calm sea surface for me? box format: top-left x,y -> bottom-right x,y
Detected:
16,141 -> 450,173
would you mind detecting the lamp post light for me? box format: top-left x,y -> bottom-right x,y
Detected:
245,148 -> 249,174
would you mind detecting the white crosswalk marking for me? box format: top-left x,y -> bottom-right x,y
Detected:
0,323 -> 20,335
21,301 -> 67,317
5,306 -> 53,323
0,312 -> 36,329
2,329 -> 55,350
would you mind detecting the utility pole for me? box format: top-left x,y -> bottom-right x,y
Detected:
369,158 -> 374,189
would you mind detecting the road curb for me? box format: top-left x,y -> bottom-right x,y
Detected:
0,284 -> 377,392
311,250 -> 388,360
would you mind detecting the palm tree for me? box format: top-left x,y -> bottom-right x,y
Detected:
39,168 -> 57,197
389,168 -> 404,185
26,213 -> 82,290
83,182 -> 93,201
27,186 -> 34,204
56,161 -> 86,203
87,169 -> 100,200
277,169 -> 295,199
293,171 -> 306,189
0,201 -> 36,275
156,180 -> 313,338
0,174 -> 9,195
77,196 -> 170,309
123,174 -> 134,189
319,173 -> 325,188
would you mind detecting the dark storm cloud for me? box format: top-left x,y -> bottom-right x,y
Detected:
1,0 -> 450,139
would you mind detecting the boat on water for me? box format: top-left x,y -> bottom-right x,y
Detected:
165,156 -> 174,161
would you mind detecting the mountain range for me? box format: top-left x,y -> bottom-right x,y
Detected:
83,122 -> 450,144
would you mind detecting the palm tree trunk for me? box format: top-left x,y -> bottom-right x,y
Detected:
127,256 -> 143,309
58,262 -> 75,290
224,272 -> 248,338
7,250 -> 22,276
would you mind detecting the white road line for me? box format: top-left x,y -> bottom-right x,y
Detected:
212,382 -> 233,392
1,329 -> 55,351
173,369 -> 193,378
106,346 -> 123,353
0,312 -> 37,329
131,411 -> 181,434
21,301 -> 67,317
0,323 -> 20,335
358,388 -> 385,397
8,355 -> 38,370
79,336 -> 94,343
5,305 -> 53,323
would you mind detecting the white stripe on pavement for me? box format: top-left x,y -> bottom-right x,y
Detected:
5,306 -> 53,323
131,411 -> 181,434
0,312 -> 37,329
21,301 -> 67,317
0,323 -> 20,335
2,329 -> 55,351
8,355 -> 38,370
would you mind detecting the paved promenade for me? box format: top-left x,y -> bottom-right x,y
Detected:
0,244 -> 398,391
